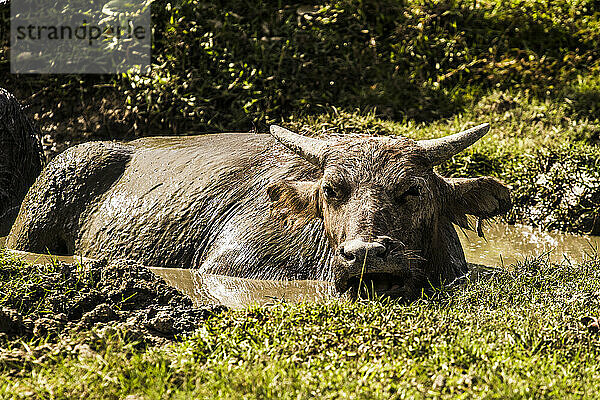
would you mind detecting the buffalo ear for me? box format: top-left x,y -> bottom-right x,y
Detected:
446,177 -> 512,228
267,180 -> 322,220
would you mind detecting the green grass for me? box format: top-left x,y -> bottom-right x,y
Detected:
2,0 -> 600,133
2,251 -> 600,398
0,250 -> 90,317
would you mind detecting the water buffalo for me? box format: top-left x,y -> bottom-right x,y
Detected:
3,92 -> 511,299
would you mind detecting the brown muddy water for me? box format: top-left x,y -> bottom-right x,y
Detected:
1,223 -> 599,308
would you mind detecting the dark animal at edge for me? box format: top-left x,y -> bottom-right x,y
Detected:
1,88 -> 511,299
0,88 -> 43,236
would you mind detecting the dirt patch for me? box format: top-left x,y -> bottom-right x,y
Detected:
0,258 -> 227,372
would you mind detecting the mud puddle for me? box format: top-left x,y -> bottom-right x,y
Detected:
151,268 -> 334,308
2,222 -> 599,309
460,222 -> 600,266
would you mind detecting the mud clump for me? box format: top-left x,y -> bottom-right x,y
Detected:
0,307 -> 29,336
0,258 -> 227,344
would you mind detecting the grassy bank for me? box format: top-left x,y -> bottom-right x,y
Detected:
4,0 -> 598,132
1,251 -> 600,398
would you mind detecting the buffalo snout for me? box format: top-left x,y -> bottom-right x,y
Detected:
338,239 -> 387,264
335,237 -> 411,297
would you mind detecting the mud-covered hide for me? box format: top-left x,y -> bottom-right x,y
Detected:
7,135 -> 334,282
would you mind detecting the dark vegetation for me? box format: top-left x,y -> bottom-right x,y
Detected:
2,0 -> 599,135
2,0 -> 600,233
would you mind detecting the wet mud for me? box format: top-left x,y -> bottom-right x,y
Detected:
2,220 -> 600,314
0,257 -> 226,348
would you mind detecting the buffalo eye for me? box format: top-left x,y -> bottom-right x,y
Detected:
323,182 -> 348,201
323,184 -> 338,200
396,185 -> 420,204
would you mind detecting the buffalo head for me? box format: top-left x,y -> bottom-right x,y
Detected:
267,124 -> 511,299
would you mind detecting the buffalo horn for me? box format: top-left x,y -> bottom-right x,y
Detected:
417,123 -> 490,165
269,125 -> 327,167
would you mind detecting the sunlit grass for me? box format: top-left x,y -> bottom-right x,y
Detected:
1,252 -> 600,398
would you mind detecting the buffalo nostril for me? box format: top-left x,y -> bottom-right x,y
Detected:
376,236 -> 393,249
338,245 -> 355,262
370,242 -> 387,257
338,240 -> 387,264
